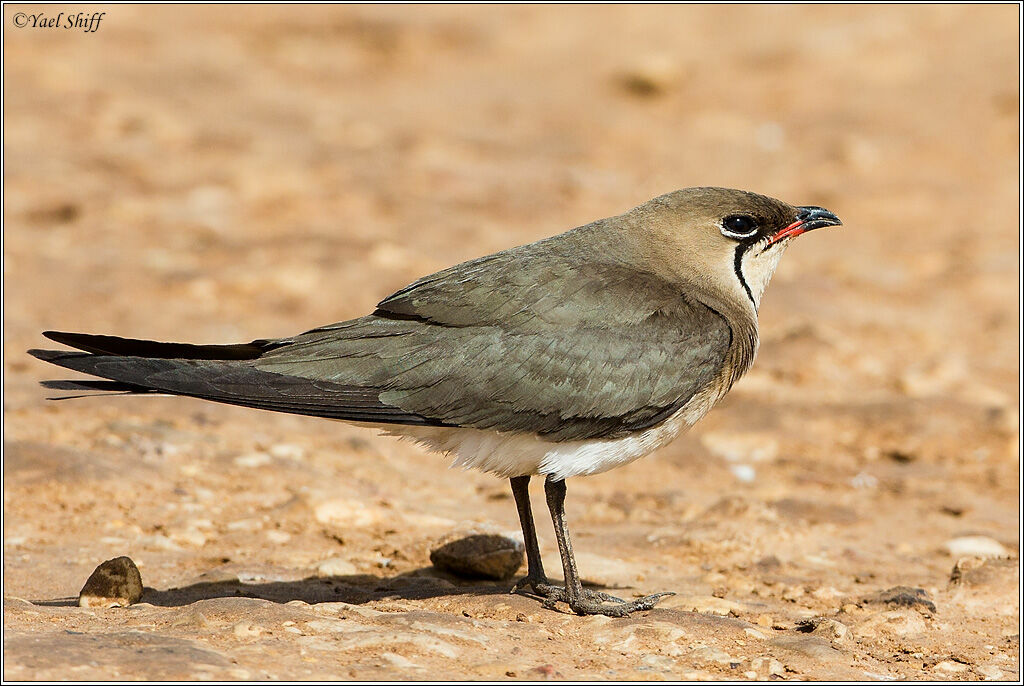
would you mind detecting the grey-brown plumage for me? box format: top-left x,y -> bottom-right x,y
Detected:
30,186 -> 841,617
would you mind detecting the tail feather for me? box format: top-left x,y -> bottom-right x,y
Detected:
41,379 -> 153,393
42,331 -> 280,360
27,342 -> 447,427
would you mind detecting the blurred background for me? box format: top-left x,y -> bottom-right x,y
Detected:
4,5 -> 1020,680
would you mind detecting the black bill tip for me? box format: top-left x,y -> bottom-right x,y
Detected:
796,206 -> 842,231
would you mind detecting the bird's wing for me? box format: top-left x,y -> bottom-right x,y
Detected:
255,242 -> 733,441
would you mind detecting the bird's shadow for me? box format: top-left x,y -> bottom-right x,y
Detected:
32,567 -> 625,609
33,567 -> 539,609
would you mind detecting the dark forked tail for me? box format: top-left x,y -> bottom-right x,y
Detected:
28,330 -> 447,426
40,330 -> 274,360
30,330 -> 278,396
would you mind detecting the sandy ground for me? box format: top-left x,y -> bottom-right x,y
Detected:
3,4 -> 1020,681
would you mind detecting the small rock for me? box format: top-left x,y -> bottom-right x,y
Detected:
862,586 -> 937,614
316,557 -> 358,577
944,536 -> 1009,558
795,617 -> 850,645
78,556 -> 143,608
933,660 -> 969,674
429,533 -> 523,580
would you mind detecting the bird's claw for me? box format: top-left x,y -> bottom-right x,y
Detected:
565,591 -> 675,617
511,576 -> 625,604
511,575 -> 671,615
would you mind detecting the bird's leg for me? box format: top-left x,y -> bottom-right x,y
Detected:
542,475 -> 674,617
508,475 -> 549,594
508,475 -> 624,606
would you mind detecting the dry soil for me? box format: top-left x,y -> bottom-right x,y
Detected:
3,4 -> 1020,681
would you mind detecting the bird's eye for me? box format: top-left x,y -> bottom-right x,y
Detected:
720,215 -> 758,239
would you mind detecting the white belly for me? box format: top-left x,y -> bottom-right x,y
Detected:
370,380 -> 727,480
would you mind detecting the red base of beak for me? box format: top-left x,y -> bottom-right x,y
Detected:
768,219 -> 808,245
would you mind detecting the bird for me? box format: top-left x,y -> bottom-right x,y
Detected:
29,186 -> 841,617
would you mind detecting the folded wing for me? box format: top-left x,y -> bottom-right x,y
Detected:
32,237 -> 733,441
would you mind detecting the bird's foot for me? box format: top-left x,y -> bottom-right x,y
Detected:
560,591 -> 675,617
512,575 -> 672,615
510,575 -> 625,604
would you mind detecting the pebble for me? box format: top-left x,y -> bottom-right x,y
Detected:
796,617 -> 850,645
863,586 -> 937,613
429,532 -> 524,580
944,536 -> 1009,558
78,556 -> 144,608
932,660 -> 969,674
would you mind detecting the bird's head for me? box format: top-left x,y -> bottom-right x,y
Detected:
631,187 -> 841,313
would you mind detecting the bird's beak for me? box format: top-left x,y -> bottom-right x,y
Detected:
768,206 -> 842,245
